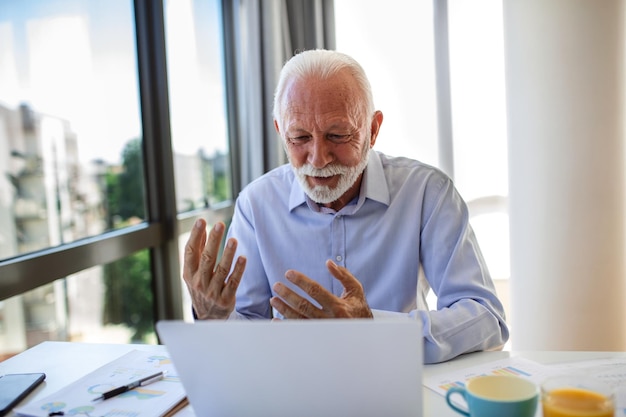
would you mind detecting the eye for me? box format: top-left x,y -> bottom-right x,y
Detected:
287,135 -> 311,144
327,134 -> 352,144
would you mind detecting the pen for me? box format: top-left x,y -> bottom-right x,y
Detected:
92,371 -> 165,401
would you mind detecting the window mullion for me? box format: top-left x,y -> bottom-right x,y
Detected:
134,0 -> 183,321
433,0 -> 455,179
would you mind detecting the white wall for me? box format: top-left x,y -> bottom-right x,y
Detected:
504,0 -> 626,350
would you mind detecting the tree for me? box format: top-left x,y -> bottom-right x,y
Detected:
102,138 -> 153,342
103,249 -> 153,342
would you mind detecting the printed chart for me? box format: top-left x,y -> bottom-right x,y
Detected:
425,357 -> 553,397
14,350 -> 186,417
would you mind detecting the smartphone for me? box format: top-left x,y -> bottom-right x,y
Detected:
0,373 -> 46,416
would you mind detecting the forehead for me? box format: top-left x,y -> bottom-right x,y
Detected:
281,72 -> 363,130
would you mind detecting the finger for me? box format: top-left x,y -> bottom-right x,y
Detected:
207,236 -> 238,294
273,280 -> 327,318
196,222 -> 226,290
326,261 -> 373,318
326,260 -> 364,296
270,296 -> 307,319
221,256 -> 246,299
285,270 -> 337,308
183,218 -> 207,284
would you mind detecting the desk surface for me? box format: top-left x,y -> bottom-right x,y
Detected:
1,341 -> 624,416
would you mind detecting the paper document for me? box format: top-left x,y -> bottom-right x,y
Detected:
423,357 -> 554,397
15,349 -> 186,417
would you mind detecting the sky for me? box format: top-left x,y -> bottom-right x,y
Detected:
0,0 -> 227,165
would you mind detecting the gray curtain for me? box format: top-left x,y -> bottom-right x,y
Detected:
222,0 -> 335,194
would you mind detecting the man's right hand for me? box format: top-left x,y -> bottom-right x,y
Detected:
183,219 -> 246,319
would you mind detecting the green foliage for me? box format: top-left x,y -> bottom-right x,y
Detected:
104,171 -> 121,226
117,138 -> 146,220
103,138 -> 153,343
213,172 -> 230,203
103,249 -> 153,342
103,138 -> 145,228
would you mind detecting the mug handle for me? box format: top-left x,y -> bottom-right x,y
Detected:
445,387 -> 470,416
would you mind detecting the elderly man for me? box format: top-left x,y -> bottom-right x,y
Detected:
183,49 -> 509,363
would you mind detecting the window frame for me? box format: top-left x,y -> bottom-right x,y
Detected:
0,0 -> 235,323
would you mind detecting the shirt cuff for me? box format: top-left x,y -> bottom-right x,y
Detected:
371,309 -> 416,320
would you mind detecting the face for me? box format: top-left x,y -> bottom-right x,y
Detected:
275,70 -> 383,211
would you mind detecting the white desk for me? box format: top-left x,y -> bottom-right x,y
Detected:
1,341 -> 624,416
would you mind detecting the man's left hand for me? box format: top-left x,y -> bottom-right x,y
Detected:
270,260 -> 373,319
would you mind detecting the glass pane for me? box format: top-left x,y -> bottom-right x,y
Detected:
447,0 -> 510,282
334,0 -> 511,289
334,0 -> 438,166
163,0 -> 232,213
448,0 -> 508,202
101,249 -> 156,344
0,250 -> 155,358
0,0 -> 145,261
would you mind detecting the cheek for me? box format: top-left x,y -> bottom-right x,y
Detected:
336,142 -> 366,166
285,145 -> 308,167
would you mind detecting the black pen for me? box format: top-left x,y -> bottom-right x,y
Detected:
92,371 -> 165,401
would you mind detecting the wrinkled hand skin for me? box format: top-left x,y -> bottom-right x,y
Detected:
182,219 -> 246,319
270,260 -> 373,319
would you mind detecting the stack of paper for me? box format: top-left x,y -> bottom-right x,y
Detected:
14,350 -> 187,417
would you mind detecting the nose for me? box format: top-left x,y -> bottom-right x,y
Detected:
307,136 -> 334,168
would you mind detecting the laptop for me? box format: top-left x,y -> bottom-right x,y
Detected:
156,319 -> 423,417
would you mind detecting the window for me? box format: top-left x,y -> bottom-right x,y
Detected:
334,0 -> 439,166
0,0 -> 143,255
335,0 -> 510,312
164,0 -> 232,212
447,0 -> 509,281
162,0 -> 233,321
0,0 -> 234,357
0,0 -> 150,353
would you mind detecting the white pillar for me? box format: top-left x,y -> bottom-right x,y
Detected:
503,0 -> 626,350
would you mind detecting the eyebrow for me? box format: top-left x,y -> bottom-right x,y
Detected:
285,121 -> 356,134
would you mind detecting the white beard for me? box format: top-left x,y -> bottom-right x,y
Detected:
293,148 -> 370,205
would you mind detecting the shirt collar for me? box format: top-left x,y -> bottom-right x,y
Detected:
288,151 -> 390,212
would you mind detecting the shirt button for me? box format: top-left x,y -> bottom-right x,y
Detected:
336,255 -> 343,262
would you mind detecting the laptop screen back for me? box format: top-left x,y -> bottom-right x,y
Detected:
157,319 -> 423,417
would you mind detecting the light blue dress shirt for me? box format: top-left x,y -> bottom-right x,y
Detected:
226,150 -> 509,363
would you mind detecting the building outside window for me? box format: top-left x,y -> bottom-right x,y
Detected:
0,0 -> 231,357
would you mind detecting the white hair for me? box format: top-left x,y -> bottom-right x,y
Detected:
272,49 -> 375,131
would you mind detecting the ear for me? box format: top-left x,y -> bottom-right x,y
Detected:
369,111 -> 384,148
274,119 -> 281,134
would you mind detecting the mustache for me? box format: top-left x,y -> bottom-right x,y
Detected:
294,164 -> 349,178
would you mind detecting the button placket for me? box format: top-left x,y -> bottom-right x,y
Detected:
329,214 -> 345,296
